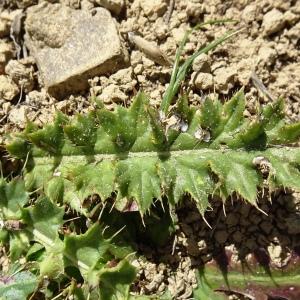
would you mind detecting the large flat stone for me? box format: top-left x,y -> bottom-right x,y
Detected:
25,3 -> 128,98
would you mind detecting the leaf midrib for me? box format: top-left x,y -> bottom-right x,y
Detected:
30,147 -> 299,165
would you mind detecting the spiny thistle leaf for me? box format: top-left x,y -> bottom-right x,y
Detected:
22,196 -> 64,244
5,91 -> 300,217
64,223 -> 114,284
98,260 -> 136,300
0,186 -> 137,290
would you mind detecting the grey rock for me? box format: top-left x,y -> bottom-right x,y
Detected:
283,11 -> 299,25
180,223 -> 193,237
192,54 -> 211,73
81,0 -> 95,10
213,67 -> 236,94
8,105 -> 27,127
0,75 -> 19,101
99,84 -> 127,103
245,238 -> 257,250
191,72 -> 213,91
262,9 -> 285,36
240,204 -> 251,218
247,225 -> 259,233
187,239 -> 200,256
257,235 -> 269,246
25,3 -> 128,98
267,244 -> 291,268
110,67 -> 136,92
0,41 -> 14,74
5,58 -> 35,93
242,4 -> 258,23
0,12 -> 11,38
249,212 -> 262,225
258,45 -> 277,66
197,240 -> 207,252
140,0 -> 167,17
89,0 -> 125,15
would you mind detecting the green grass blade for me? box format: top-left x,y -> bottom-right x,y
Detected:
161,20 -> 239,114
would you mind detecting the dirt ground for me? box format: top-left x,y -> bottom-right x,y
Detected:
0,0 -> 299,299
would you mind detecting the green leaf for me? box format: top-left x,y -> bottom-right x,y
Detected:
116,157 -> 161,213
9,233 -> 30,261
63,222 -> 138,294
209,152 -> 261,203
0,178 -> 28,220
0,178 -> 29,260
64,112 -> 98,152
99,260 -> 136,300
5,91 -> 300,218
262,98 -> 285,131
22,197 -> 64,244
26,242 -> 44,261
200,97 -> 222,136
197,249 -> 300,300
0,270 -> 38,300
193,277 -> 226,300
27,112 -> 68,155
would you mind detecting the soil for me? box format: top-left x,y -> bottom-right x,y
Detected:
0,0 -> 299,299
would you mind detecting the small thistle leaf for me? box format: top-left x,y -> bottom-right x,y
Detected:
270,122 -> 300,144
64,223 -> 111,278
99,260 -> 136,300
262,98 -> 285,131
209,154 -> 261,204
22,197 -> 64,244
64,222 -> 133,289
68,161 -> 115,201
200,97 -> 222,136
64,112 -> 97,151
46,176 -> 64,203
0,178 -> 30,260
27,112 -> 68,155
228,121 -> 266,149
176,94 -> 195,124
4,138 -> 30,159
161,157 -> 213,213
147,107 -> 167,150
39,241 -> 64,278
116,158 -> 161,213
267,152 -> 300,190
222,89 -> 246,132
9,233 -> 30,261
210,90 -> 246,147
